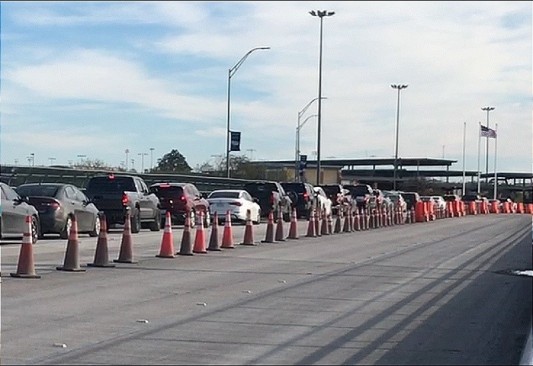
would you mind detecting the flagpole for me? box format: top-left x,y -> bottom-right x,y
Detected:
462,121 -> 466,195
493,123 -> 498,199
477,122 -> 481,194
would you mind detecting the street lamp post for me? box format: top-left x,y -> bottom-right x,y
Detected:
226,47 -> 270,178
48,157 -> 56,166
481,106 -> 495,184
149,147 -> 155,171
295,114 -> 318,182
391,84 -> 408,191
295,97 -> 327,180
309,10 -> 334,186
138,152 -> 148,173
125,149 -> 129,171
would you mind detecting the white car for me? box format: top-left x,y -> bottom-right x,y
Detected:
313,187 -> 332,217
207,189 -> 261,224
431,196 -> 447,211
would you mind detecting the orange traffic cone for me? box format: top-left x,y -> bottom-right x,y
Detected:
193,211 -> 207,253
320,210 -> 329,235
275,209 -> 286,242
10,215 -> 41,279
314,208 -> 321,237
57,214 -> 85,272
208,212 -> 221,251
306,208 -> 317,237
178,211 -> 193,255
114,210 -> 137,264
87,214 -> 115,268
343,208 -> 351,233
287,208 -> 299,240
241,209 -> 256,246
262,211 -> 276,243
334,208 -> 342,234
221,210 -> 235,249
156,211 -> 175,258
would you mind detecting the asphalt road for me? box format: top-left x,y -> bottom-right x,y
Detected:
1,214 -> 531,365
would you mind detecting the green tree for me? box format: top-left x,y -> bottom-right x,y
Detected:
153,149 -> 192,173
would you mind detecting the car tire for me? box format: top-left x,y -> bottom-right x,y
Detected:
150,210 -> 161,231
59,215 -> 73,240
31,215 -> 40,244
88,215 -> 100,237
130,209 -> 141,234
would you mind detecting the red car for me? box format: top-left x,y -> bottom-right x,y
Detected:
149,182 -> 210,227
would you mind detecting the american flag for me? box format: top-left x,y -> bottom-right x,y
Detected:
480,125 -> 497,138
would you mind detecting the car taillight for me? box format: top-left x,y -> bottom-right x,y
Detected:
229,201 -> 242,206
122,193 -> 128,206
180,195 -> 186,202
303,193 -> 309,201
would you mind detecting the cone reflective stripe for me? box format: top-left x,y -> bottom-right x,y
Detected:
193,211 -> 207,253
57,214 -> 85,272
275,209 -> 286,242
353,208 -> 361,231
306,208 -> 317,237
178,211 -> 193,255
114,210 -> 137,263
10,215 -> 41,279
262,211 -> 276,243
208,212 -> 221,251
221,210 -> 235,249
241,209 -> 256,245
327,213 -> 333,235
342,208 -> 351,233
156,211 -> 175,258
347,208 -> 354,232
88,214 -> 115,268
287,208 -> 299,240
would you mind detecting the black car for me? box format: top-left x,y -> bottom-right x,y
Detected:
401,192 -> 421,211
0,182 -> 40,244
320,184 -> 349,214
243,181 -> 292,221
347,184 -> 375,210
280,182 -> 316,219
16,183 -> 100,239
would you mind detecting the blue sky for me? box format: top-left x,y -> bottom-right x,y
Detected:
1,1 -> 531,174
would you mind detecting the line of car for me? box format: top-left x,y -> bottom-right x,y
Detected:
1,173 -> 519,244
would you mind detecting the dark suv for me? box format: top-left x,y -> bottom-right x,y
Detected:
320,184 -> 349,214
347,184 -> 375,210
280,182 -> 316,219
149,182 -> 210,228
401,191 -> 421,211
243,181 -> 292,222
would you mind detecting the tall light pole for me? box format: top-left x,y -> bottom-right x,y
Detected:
391,84 -> 408,191
295,114 -> 318,182
149,147 -> 155,171
125,149 -> 129,171
138,152 -> 148,173
226,47 -> 270,178
295,97 -> 327,179
310,10 -> 334,186
48,157 -> 56,166
481,106 -> 495,184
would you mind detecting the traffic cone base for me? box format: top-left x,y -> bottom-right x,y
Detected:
275,210 -> 286,242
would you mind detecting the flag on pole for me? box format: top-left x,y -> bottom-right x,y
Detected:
480,124 -> 497,138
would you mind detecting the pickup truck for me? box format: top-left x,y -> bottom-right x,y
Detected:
84,174 -> 161,233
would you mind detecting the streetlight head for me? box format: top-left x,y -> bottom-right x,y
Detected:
327,11 -> 335,16
260,47 -> 270,50
309,10 -> 317,16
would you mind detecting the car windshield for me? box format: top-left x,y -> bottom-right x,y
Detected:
208,191 -> 240,199
86,176 -> 136,193
321,186 -> 340,195
244,183 -> 277,196
16,185 -> 59,197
